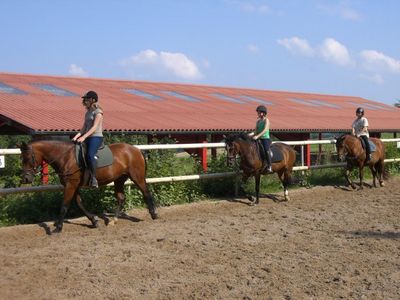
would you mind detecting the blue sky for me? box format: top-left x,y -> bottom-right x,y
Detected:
1,0 -> 399,105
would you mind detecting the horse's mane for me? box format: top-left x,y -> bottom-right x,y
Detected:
335,133 -> 350,145
225,133 -> 253,144
30,139 -> 75,148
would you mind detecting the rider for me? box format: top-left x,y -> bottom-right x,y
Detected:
352,107 -> 371,162
72,91 -> 104,187
248,105 -> 272,173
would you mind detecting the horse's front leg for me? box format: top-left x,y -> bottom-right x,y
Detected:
344,166 -> 356,189
75,192 -> 98,228
239,173 -> 253,202
358,166 -> 364,190
252,173 -> 261,205
54,183 -> 78,233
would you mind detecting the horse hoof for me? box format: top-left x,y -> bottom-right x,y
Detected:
249,202 -> 257,206
284,197 -> 290,202
91,219 -> 99,228
52,228 -> 62,234
380,182 -> 385,187
247,196 -> 253,202
151,213 -> 159,220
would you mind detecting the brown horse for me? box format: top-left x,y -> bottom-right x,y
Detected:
225,133 -> 296,204
19,140 -> 158,233
335,134 -> 385,189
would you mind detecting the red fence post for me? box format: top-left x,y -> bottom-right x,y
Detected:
201,141 -> 208,172
41,161 -> 49,185
306,143 -> 311,168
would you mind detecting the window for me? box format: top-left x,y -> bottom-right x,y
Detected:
32,83 -> 77,97
161,91 -> 202,102
240,95 -> 273,105
123,89 -> 163,101
211,93 -> 246,104
0,82 -> 27,95
289,98 -> 340,108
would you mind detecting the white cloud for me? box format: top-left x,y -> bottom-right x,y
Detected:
319,38 -> 354,66
247,44 -> 260,53
360,50 -> 400,73
317,3 -> 361,21
240,3 -> 270,14
277,37 -> 314,57
121,49 -> 202,80
360,73 -> 384,85
68,64 -> 88,77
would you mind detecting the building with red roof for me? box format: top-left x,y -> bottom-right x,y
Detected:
0,72 -> 399,143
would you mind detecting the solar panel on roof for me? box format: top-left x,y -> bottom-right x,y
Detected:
161,91 -> 202,102
289,98 -> 340,108
240,95 -> 273,105
0,82 -> 27,95
211,93 -> 246,104
123,89 -> 162,101
32,83 -> 77,97
351,102 -> 394,111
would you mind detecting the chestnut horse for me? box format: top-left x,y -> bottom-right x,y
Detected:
335,134 -> 385,189
19,140 -> 158,233
225,133 -> 296,204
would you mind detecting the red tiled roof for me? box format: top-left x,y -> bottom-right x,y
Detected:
0,72 -> 399,135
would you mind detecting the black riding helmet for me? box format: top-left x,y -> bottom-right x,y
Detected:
356,107 -> 364,115
256,105 -> 267,114
81,90 -> 98,102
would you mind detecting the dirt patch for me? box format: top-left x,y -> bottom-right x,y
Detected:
0,177 -> 399,299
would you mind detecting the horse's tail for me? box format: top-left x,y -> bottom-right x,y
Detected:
141,150 -> 149,171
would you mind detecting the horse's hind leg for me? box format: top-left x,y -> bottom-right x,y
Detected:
376,160 -> 385,187
130,175 -> 158,220
370,165 -> 377,188
283,169 -> 292,201
277,169 -> 290,201
76,192 -> 98,228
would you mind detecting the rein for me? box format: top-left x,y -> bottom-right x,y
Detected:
25,144 -> 81,179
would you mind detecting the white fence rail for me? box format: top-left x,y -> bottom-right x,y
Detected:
1,138 -> 400,196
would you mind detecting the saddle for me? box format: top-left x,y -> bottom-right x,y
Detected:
359,138 -> 376,153
255,140 -> 283,163
75,143 -> 114,169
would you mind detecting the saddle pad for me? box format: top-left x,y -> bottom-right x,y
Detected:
75,145 -> 114,169
270,145 -> 284,163
360,139 -> 376,152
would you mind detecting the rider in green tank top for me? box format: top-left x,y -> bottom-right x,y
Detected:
249,105 -> 272,173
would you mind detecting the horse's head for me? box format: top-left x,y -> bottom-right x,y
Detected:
19,141 -> 40,184
335,135 -> 348,162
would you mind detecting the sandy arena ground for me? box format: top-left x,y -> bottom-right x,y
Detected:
0,177 -> 399,299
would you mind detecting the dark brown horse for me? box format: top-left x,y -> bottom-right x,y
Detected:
335,134 -> 385,189
225,133 -> 296,204
19,140 -> 158,233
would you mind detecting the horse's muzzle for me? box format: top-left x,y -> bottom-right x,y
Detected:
21,173 -> 34,184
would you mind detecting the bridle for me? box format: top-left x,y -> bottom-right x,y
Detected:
22,143 -> 80,179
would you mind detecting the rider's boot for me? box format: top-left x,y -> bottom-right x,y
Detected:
89,160 -> 99,188
262,151 -> 273,173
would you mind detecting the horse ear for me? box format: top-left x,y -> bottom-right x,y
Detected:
19,141 -> 28,150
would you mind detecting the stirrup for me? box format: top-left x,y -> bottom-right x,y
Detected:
90,177 -> 99,188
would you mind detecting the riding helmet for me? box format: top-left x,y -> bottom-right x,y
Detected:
356,107 -> 364,115
81,90 -> 98,102
256,105 -> 267,114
